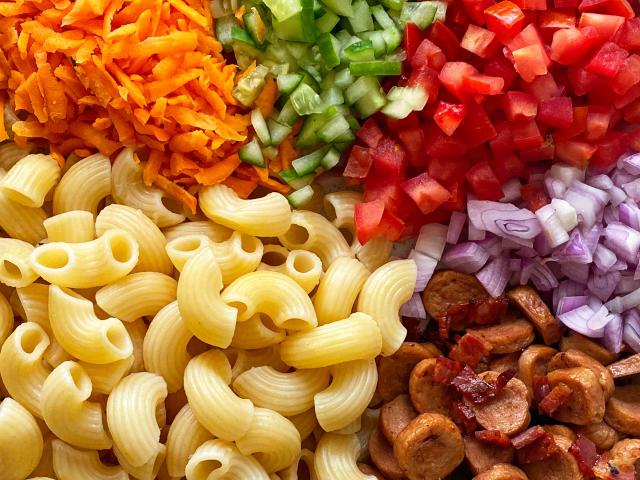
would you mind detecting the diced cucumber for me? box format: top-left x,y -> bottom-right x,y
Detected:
285,42 -> 310,60
320,87 -> 344,106
320,70 -> 336,89
343,40 -> 375,62
334,141 -> 352,151
424,0 -> 447,22
277,73 -> 303,94
273,0 -> 316,43
370,5 -> 396,29
262,146 -> 279,160
381,99 -> 413,119
238,139 -> 266,167
318,114 -> 351,143
264,61 -> 290,76
320,148 -> 341,170
287,185 -> 315,207
315,10 -> 340,32
349,60 -> 402,76
400,2 -> 436,29
354,87 -> 386,117
360,31 -> 387,57
243,7 -> 268,45
386,85 -> 428,109
318,32 -> 341,69
334,29 -> 352,44
348,0 -> 374,32
277,98 -> 300,125
232,64 -> 269,107
345,113 -> 360,131
380,0 -> 403,11
301,65 -> 323,85
345,75 -> 380,105
319,0 -> 353,17
296,114 -> 325,148
264,43 -> 295,64
263,0 -> 303,22
290,83 -> 324,115
313,0 -> 326,17
282,170 -> 316,189
292,147 -> 328,175
230,25 -> 256,46
381,27 -> 402,53
267,119 -> 293,145
334,68 -> 355,89
251,109 -> 271,146
334,128 -> 356,142
215,16 -> 237,52
280,168 -> 300,184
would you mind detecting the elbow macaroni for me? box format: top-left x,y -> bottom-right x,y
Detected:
0,238 -> 38,288
315,433 -> 377,480
185,439 -> 269,480
0,154 -> 60,207
0,398 -> 44,480
166,405 -> 212,478
44,211 -> 95,243
52,153 -> 111,216
0,171 -> 47,245
51,439 -> 129,480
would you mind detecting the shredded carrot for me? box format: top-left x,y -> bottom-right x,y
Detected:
278,135 -> 298,171
194,153 -> 241,185
0,97 -> 7,142
254,77 -> 277,118
223,176 -> 257,198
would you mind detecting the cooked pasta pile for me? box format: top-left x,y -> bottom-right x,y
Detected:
0,142 -> 417,480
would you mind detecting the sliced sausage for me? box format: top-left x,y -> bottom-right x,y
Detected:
409,358 -> 455,416
542,425 -> 576,443
508,285 -> 562,345
593,439 -> 640,479
422,270 -> 490,319
472,463 -> 528,480
368,427 -> 404,480
548,349 -> 615,400
357,463 -> 386,480
393,413 -> 464,480
377,342 -> 442,402
546,367 -> 606,426
467,318 -> 535,354
559,332 -> 618,365
466,371 -> 531,436
489,353 -> 520,374
379,394 -> 417,444
464,434 -> 515,475
517,345 -> 557,401
575,422 -> 619,450
607,353 -> 640,379
521,433 -> 584,480
604,384 -> 640,436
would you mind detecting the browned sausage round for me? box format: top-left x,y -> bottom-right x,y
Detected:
575,422 -> 619,450
489,353 -> 520,374
607,353 -> 640,379
377,342 -> 442,402
409,358 -> 455,416
546,367 -> 606,425
464,434 -> 515,475
604,384 -> 640,436
521,434 -> 583,480
547,349 -> 615,400
517,344 -> 557,400
467,318 -> 535,354
593,439 -> 640,479
466,371 -> 531,436
422,270 -> 490,319
393,413 -> 464,480
379,394 -> 417,444
559,332 -> 618,365
472,463 -> 528,480
357,462 -> 386,480
542,425 -> 576,443
368,427 -> 404,480
507,285 -> 562,345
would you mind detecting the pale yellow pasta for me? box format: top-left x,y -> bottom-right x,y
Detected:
124,319 -> 147,373
107,372 -> 167,467
0,238 -> 38,287
257,244 -> 289,272
0,141 -> 32,170
278,210 -> 353,268
323,191 -> 362,227
279,449 -> 317,480
316,435 -> 376,480
96,272 -> 177,323
212,231 -> 264,285
0,322 -> 51,417
51,439 -> 129,480
30,433 -> 56,479
230,314 -> 285,350
95,204 -> 173,275
166,404 -> 213,478
357,259 -> 417,356
282,250 -> 323,294
334,417 -> 361,434
228,345 -> 289,380
236,407 -> 301,473
30,229 -> 139,288
111,148 -> 185,227
314,359 -> 377,432
48,285 -> 133,364
52,153 -> 111,216
0,292 -> 14,347
185,439 -> 269,480
44,210 -> 95,243
183,350 -> 254,441
113,443 -> 166,480
43,338 -> 73,369
233,366 -> 330,417
313,257 -> 369,325
163,219 -> 232,242
287,409 -> 318,443
280,312 -> 382,369
177,246 -> 237,348
356,237 -> 393,272
165,234 -> 213,272
0,171 -> 47,245
0,153 -> 60,207
41,361 -> 111,449
143,301 -> 193,393
79,356 -> 134,395
13,283 -> 49,332
221,271 -> 317,330
0,397 -> 43,480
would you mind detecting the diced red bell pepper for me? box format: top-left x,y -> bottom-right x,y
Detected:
371,137 -> 407,180
428,155 -> 471,184
449,1 -> 474,26
511,118 -> 544,150
520,139 -> 555,161
401,173 -> 451,214
483,56 -> 519,89
443,180 -> 467,211
613,54 -> 640,94
461,24 -> 499,58
489,152 -> 530,181
433,101 -> 468,136
485,1 -> 525,41
585,41 -> 629,77
429,21 -> 463,60
624,97 -> 640,122
356,118 -> 384,148
559,106 -> 589,138
354,199 -> 384,244
513,0 -> 547,9
525,73 -> 564,100
538,9 -> 577,31
344,145 -> 373,179
508,24 -> 550,56
568,63 -> 604,95
585,105 -> 614,140
425,123 -> 471,158
616,18 -> 640,52
554,139 -> 598,167
439,62 -> 480,100
411,38 -> 447,71
463,74 -> 505,94
512,44 -> 550,81
405,23 -> 426,65
555,0 -> 579,7
550,26 -> 601,64
458,105 -> 498,146
614,82 -> 640,108
398,126 -> 427,166
578,12 -> 626,43
377,209 -> 407,242
466,160 -> 504,200
579,0 -> 634,19
386,111 -> 420,132
463,0 -> 496,25
490,120 -> 518,155
590,130 -> 630,168
407,66 -> 441,104
537,96 -> 573,128
503,91 -> 539,120
521,182 -> 550,212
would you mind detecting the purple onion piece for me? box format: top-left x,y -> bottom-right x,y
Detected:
560,262 -> 590,284
400,293 -> 427,320
622,309 -> 640,353
468,221 -> 486,241
558,305 -> 604,338
618,203 -> 640,230
442,242 -> 489,275
608,186 -> 626,207
621,153 -> 640,176
616,274 -> 640,295
557,296 -> 588,315
603,222 -> 640,264
564,181 -> 608,229
612,168 -> 637,187
588,174 -> 614,190
415,223 -> 448,260
446,211 -> 467,245
545,176 -> 567,199
586,305 -> 612,331
587,269 -> 620,302
606,288 -> 640,313
622,178 -> 640,202
552,229 -> 592,264
529,260 -> 559,291
554,279 -> 586,310
408,250 -> 438,292
476,236 -> 502,257
476,256 -> 510,298
468,200 -> 542,245
603,313 -> 623,354
593,244 -> 617,271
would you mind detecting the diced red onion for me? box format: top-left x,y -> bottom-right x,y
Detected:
503,237 -> 533,249
477,237 -> 502,256
608,186 -> 626,207
476,256 -> 510,298
468,221 -> 486,241
550,199 -> 578,232
468,200 -> 542,246
560,262 -> 590,284
621,153 -> 640,176
536,204 -> 569,248
612,168 -> 636,187
586,305 -> 611,332
588,174 -> 614,190
605,288 -> 640,313
500,179 -> 522,203
587,269 -> 620,302
415,223 -> 448,261
510,258 -> 522,271
593,244 -> 617,272
549,163 -> 585,185
557,296 -> 588,315
409,249 -> 438,292
442,242 -> 490,274
447,211 -> 466,244
622,178 -> 640,202
623,309 -> 640,352
554,280 -> 586,310
558,305 -> 604,338
564,181 -> 608,229
521,258 -> 559,291
603,222 -> 640,264
545,177 -> 567,199
603,205 -> 619,225
603,313 -> 623,354
618,203 -> 640,230
400,293 -> 427,319
516,245 -> 538,258
615,274 -> 640,294
553,229 -> 592,264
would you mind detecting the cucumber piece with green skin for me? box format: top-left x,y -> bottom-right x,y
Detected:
423,0 -> 447,22
287,185 -> 315,207
243,8 -> 268,46
334,128 -> 355,142
334,29 -> 352,44
381,27 -> 402,53
315,10 -> 340,33
285,42 -> 310,60
296,113 -> 325,149
277,98 -> 300,125
320,87 -> 344,107
230,25 -> 256,46
320,148 -> 341,170
238,139 -> 266,167
370,5 -> 396,29
348,0 -> 374,32
251,109 -> 271,146
318,114 -> 351,143
232,64 -> 269,107
380,0 -> 403,11
313,0 -> 326,17
354,87 -> 386,117
317,33 -> 341,70
292,147 -> 329,176
319,0 -> 353,17
280,168 -> 316,189
263,0 -> 303,22
360,31 -> 387,57
345,76 -> 381,105
215,16 -> 237,52
290,83 -> 324,115
277,73 -> 303,94
334,68 -> 355,89
343,40 -> 375,62
400,2 -> 436,29
272,0 -> 316,44
267,119 -> 293,146
349,60 -> 402,76
345,113 -> 360,131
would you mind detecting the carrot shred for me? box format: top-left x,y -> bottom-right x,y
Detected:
223,175 -> 257,198
194,153 -> 241,185
0,97 -> 7,141
278,135 -> 297,171
153,174 -> 197,213
254,77 -> 277,118
143,149 -> 163,185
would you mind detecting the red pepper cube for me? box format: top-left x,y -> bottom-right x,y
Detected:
512,44 -> 550,81
537,96 -> 573,128
466,160 -> 504,200
356,118 -> 384,148
398,126 -> 427,167
555,0 -> 579,7
483,56 -> 519,89
463,0 -> 496,25
578,12 -> 625,43
463,74 -> 505,95
586,41 -> 629,77
424,123 -> 470,158
438,62 -> 480,100
485,1 -> 525,41
578,0 -> 634,19
550,26 -> 601,65
554,139 -> 598,167
433,101 -> 467,136
613,54 -> 640,95
520,140 -> 555,161
538,9 -> 576,32
401,173 -> 451,215
461,24 -> 499,58
344,145 -> 373,179
458,105 -> 498,146
371,138 -> 407,180
616,18 -> 640,51
489,152 -> 530,182
585,105 -> 614,141
591,130 -> 630,168
511,118 -> 544,150
407,66 -> 441,104
512,0 -> 547,9
525,73 -> 564,101
503,91 -> 539,120
568,63 -> 603,95
404,23 -> 426,65
490,120 -> 518,155
354,199 -> 385,244
429,21 -> 463,60
411,38 -> 447,71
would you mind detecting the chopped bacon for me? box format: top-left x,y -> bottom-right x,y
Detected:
439,302 -> 470,338
403,317 -> 429,342
438,314 -> 451,339
569,434 -> 599,477
451,366 -> 497,404
532,374 -> 551,405
432,356 -> 465,385
511,426 -> 547,450
495,368 -> 517,391
449,333 -> 493,368
468,297 -> 509,325
516,433 -> 560,464
450,401 -> 478,433
538,382 -> 572,415
475,430 -> 512,448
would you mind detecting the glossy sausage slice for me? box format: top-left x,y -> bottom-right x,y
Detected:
379,394 -> 417,443
517,345 -> 557,400
489,353 -> 520,374
508,286 -> 561,345
472,463 -> 528,480
604,384 -> 640,436
357,463 -> 386,480
521,433 -> 583,480
542,425 -> 576,443
575,422 -> 619,450
422,270 -> 489,319
368,427 -> 404,480
594,439 -> 640,479
464,434 -> 515,475
393,413 -> 464,480
607,353 -> 640,379
377,342 -> 442,402
409,358 -> 455,416
548,349 -> 615,400
467,318 -> 535,354
547,367 -> 606,425
559,332 -> 618,365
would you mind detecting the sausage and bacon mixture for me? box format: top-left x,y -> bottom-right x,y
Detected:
358,270 -> 640,480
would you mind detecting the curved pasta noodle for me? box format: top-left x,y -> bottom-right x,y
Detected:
282,250 -> 323,294
280,313 -> 382,369
221,271 -> 317,330
313,257 -> 369,325
323,191 -> 362,227
230,314 -> 285,350
0,398 -> 43,480
256,244 -> 289,273
357,259 -> 417,356
314,359 -> 377,432
315,433 -> 376,480
287,409 -> 318,443
48,285 -> 133,364
233,366 -> 330,416
30,229 -> 139,288
96,272 -> 177,323
0,154 -> 60,207
200,184 -> 292,236
177,246 -> 237,347
96,204 -> 172,275
79,356 -> 134,395
0,292 -> 14,347
14,283 -> 49,332
279,449 -> 317,480
44,211 -> 95,243
166,405 -> 213,478
335,417 -> 361,434
0,238 -> 38,287
183,350 -> 254,441
227,346 -> 289,380
114,443 -> 166,480
355,237 -> 393,273
236,407 -> 301,473
165,234 -> 213,272
41,361 -> 112,449
124,319 -> 147,373
212,231 -> 264,285
111,148 -> 185,227
43,338 -> 73,369
185,439 -> 269,480
106,372 -> 168,467
143,301 -> 193,393
278,211 -> 353,268
51,440 -> 129,480
30,433 -> 56,479
163,220 -> 232,243
0,171 -> 47,245
53,153 -> 111,216
0,141 -> 32,170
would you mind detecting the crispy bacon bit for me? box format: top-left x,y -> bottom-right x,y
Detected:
450,401 -> 478,433
451,366 -> 497,404
495,368 -> 517,392
403,317 -> 429,342
475,430 -> 512,448
538,382 -> 572,415
439,303 -> 470,338
438,314 -> 451,339
569,434 -> 599,477
468,297 -> 509,325
511,426 -> 547,450
449,333 -> 493,368
432,356 -> 465,385
516,433 -> 560,464
532,374 -> 551,405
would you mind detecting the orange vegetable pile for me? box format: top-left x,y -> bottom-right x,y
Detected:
0,0 -> 290,211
